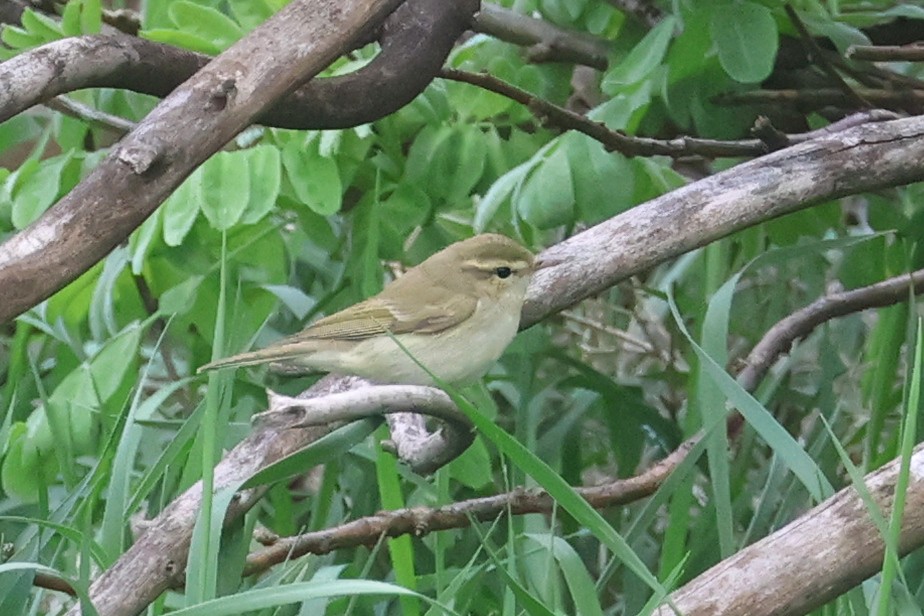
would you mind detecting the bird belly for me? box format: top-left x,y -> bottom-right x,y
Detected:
306,299 -> 521,385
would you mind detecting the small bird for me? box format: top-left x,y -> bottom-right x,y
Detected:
198,234 -> 546,385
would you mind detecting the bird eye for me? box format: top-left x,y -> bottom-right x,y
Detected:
494,266 -> 513,279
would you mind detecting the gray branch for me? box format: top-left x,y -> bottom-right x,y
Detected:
654,443 -> 924,616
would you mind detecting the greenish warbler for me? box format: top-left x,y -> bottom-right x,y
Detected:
198,234 -> 546,385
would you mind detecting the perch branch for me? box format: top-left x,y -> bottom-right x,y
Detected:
522,114 -> 924,326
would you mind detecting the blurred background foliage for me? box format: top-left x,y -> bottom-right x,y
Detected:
1,0 -> 924,614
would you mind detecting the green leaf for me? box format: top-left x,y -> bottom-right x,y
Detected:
241,145 -> 281,223
19,8 -> 64,41
474,152 -> 544,232
86,323 -> 142,402
168,580 -> 433,616
242,420 -> 380,488
567,134 -> 634,225
283,140 -> 342,216
602,17 -> 676,92
710,2 -> 778,83
516,144 -> 575,229
200,152 -> 250,230
228,0 -> 276,30
61,1 -> 82,36
1,423 -> 56,502
168,1 -> 243,51
442,127 -> 488,204
524,534 -> 605,616
446,436 -> 492,489
141,28 -> 223,55
11,153 -> 72,229
0,24 -> 45,50
129,209 -> 162,275
80,0 -> 103,34
162,171 -> 203,246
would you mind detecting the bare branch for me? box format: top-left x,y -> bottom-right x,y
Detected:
441,69 -> 900,158
653,443 -> 924,616
43,96 -> 134,135
0,0 -> 477,130
241,437 -> 696,576
737,268 -> 924,393
473,4 -> 610,70
257,385 -> 475,474
847,43 -> 924,62
784,5 -> 870,109
713,88 -> 924,112
523,115 -> 924,326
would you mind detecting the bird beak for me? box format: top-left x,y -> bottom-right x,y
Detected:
533,254 -> 562,271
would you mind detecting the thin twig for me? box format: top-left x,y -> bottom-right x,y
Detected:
847,44 -> 924,63
474,4 -> 610,70
713,88 -> 924,111
443,69 -> 900,158
43,96 -> 135,135
240,438 -> 697,576
784,5 -> 870,109
737,267 -> 924,393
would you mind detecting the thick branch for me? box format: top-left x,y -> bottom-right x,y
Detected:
522,115 -> 924,326
0,0 -> 414,325
654,443 -> 924,616
0,0 -> 477,130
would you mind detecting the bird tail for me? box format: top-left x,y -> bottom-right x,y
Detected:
196,343 -> 308,374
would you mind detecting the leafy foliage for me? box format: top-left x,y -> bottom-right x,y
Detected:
1,0 -> 924,614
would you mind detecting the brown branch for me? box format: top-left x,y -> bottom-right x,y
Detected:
0,0 -> 477,130
34,571 -> 77,597
258,385 -> 475,474
713,88 -> 924,113
847,43 -> 924,62
441,70 -> 900,159
441,68 -> 770,158
473,4 -> 610,70
784,5 -> 870,109
242,437 -> 697,576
